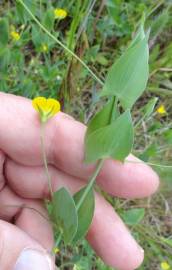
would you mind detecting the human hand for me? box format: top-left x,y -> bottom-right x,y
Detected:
0,92 -> 159,270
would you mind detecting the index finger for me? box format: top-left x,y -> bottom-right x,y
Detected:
0,92 -> 159,197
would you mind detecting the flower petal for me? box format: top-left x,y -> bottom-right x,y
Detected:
32,97 -> 47,112
47,98 -> 61,116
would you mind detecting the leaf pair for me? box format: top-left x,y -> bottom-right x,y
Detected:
52,186 -> 95,245
84,25 -> 149,164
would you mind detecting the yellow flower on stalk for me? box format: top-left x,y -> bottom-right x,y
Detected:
156,104 -> 166,115
161,261 -> 170,270
10,30 -> 20,41
32,97 -> 61,123
54,8 -> 67,19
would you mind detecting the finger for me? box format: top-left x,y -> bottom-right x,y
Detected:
0,93 -> 159,198
6,158 -> 158,199
0,220 -> 54,270
0,150 -> 6,190
6,160 -> 82,199
0,186 -> 54,251
87,195 -> 144,270
6,161 -> 144,269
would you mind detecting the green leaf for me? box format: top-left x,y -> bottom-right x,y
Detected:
139,143 -> 157,162
73,187 -> 95,242
121,208 -> 145,225
160,237 -> 172,248
129,24 -> 145,48
31,25 -> 42,47
43,9 -> 55,31
164,129 -> 172,145
142,97 -> 158,119
52,187 -> 78,244
86,98 -> 118,137
0,48 -> 11,70
16,0 -> 37,23
150,10 -> 169,40
85,110 -> 133,163
0,18 -> 9,46
101,29 -> 149,109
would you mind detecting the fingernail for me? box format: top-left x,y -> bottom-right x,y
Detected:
14,248 -> 54,270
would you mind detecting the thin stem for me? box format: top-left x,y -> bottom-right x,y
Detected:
76,159 -> 104,211
126,159 -> 172,169
148,87 -> 172,97
134,114 -> 147,129
40,122 -> 53,198
76,0 -> 97,41
54,233 -> 62,249
17,0 -> 104,87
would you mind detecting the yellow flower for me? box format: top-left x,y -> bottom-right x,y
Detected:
10,31 -> 20,41
53,247 -> 60,254
54,8 -> 67,19
156,104 -> 166,115
41,44 -> 48,52
161,261 -> 170,270
32,97 -> 61,123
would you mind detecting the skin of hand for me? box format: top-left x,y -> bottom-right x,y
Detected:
0,92 -> 159,270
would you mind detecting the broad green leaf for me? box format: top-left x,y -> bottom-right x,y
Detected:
101,30 -> 149,109
52,187 -> 78,244
121,208 -> 145,225
142,97 -> 158,119
73,187 -> 95,242
85,110 -> 133,163
86,98 -> 118,137
0,18 -> 9,46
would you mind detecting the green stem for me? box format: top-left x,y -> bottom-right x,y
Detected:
17,0 -> 104,86
54,233 -> 62,248
134,114 -> 147,129
40,123 -> 53,198
76,159 -> 104,211
110,96 -> 118,123
126,158 -> 172,169
67,0 -> 81,50
148,87 -> 172,97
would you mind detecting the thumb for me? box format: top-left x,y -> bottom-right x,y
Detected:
0,220 -> 54,270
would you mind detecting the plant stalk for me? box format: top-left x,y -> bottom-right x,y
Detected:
40,122 -> 53,199
76,159 -> 104,211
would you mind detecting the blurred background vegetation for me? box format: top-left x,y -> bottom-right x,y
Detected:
0,0 -> 172,269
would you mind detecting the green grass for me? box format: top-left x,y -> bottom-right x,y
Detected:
0,0 -> 172,269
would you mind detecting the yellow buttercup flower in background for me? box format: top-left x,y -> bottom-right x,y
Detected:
161,261 -> 170,270
32,97 -> 61,123
54,8 -> 67,19
156,104 -> 167,115
53,247 -> 60,254
10,30 -> 20,41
